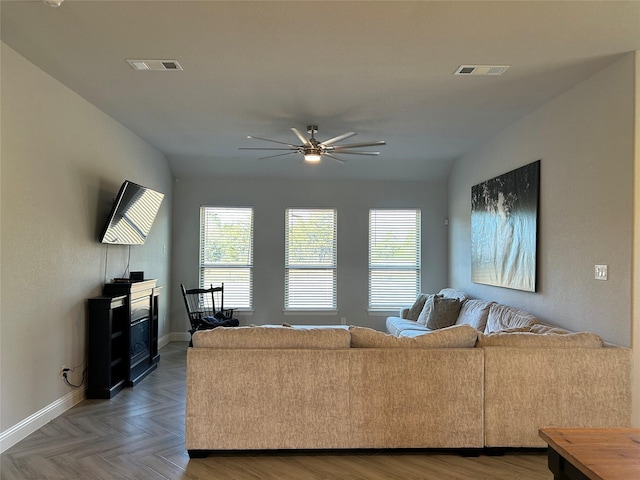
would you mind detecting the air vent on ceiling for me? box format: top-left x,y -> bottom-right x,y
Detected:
454,65 -> 509,76
126,59 -> 183,71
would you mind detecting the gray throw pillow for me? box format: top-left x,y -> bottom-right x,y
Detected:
426,296 -> 462,330
405,293 -> 429,321
416,294 -> 441,325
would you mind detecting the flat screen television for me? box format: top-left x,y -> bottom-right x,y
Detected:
99,181 -> 164,245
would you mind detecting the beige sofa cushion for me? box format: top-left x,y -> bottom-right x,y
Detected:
485,303 -> 537,333
192,326 -> 351,349
529,323 -> 572,335
350,324 -> 478,348
476,331 -> 604,348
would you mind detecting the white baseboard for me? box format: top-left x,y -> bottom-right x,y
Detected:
2,335 -> 191,454
159,333 -> 171,348
159,332 -> 190,347
0,388 -> 85,454
167,331 -> 191,342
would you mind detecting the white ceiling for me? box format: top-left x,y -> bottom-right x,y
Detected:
2,0 -> 639,181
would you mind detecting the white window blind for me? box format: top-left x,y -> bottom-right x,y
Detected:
369,209 -> 421,310
200,207 -> 253,309
285,208 -> 337,310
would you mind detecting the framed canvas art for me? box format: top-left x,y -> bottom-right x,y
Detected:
471,160 -> 540,292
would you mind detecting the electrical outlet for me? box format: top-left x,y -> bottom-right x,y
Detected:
61,365 -> 69,378
340,317 -> 347,325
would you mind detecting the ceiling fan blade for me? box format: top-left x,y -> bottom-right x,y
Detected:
246,135 -> 297,147
291,127 -> 311,146
324,153 -> 347,164
239,147 -> 298,151
320,131 -> 357,146
259,152 -> 298,160
334,151 -> 380,156
332,140 -> 386,149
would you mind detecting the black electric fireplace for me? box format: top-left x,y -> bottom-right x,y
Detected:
87,279 -> 161,399
130,317 -> 150,367
128,293 -> 152,381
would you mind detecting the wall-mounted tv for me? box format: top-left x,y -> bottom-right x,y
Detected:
99,181 -> 164,245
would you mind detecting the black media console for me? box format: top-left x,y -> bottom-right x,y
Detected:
87,279 -> 161,399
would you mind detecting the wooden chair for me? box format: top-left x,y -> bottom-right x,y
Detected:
180,283 -> 237,345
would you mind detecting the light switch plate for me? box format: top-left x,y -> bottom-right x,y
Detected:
595,264 -> 608,280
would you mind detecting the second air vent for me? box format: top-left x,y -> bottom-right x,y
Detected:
454,65 -> 509,76
127,59 -> 183,71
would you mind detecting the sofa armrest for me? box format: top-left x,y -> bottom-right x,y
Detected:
483,346 -> 631,447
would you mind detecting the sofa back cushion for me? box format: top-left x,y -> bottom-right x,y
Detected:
529,323 -> 572,335
456,299 -> 494,332
476,331 -> 604,348
350,324 -> 478,349
438,288 -> 467,302
485,303 -> 537,333
192,326 -> 351,349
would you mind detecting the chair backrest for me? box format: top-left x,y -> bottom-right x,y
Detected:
180,284 -> 224,326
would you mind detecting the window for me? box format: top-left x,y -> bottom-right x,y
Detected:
200,207 -> 253,309
369,209 -> 421,310
285,208 -> 337,310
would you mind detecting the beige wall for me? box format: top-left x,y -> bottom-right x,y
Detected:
0,44 -> 173,447
449,53 -> 635,347
449,53 -> 637,421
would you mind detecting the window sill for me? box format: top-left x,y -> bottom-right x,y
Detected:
367,310 -> 397,316
283,310 -> 338,316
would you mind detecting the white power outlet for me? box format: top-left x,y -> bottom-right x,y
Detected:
340,317 -> 347,325
60,365 -> 68,378
595,264 -> 608,281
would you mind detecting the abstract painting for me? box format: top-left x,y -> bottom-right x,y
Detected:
471,160 -> 540,292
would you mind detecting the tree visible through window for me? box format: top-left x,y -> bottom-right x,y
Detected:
200,207 -> 253,309
285,208 -> 337,310
369,209 -> 421,310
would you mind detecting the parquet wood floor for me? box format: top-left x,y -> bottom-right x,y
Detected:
1,342 -> 552,479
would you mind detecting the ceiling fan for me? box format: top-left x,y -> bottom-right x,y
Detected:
239,125 -> 385,164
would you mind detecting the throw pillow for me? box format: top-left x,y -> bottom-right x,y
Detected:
405,293 -> 429,321
425,296 -> 462,330
416,294 -> 440,325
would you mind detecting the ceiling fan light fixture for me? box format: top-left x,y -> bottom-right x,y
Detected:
304,150 -> 322,162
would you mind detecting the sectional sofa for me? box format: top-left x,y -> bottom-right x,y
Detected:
185,291 -> 631,456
